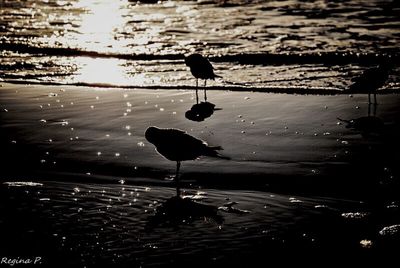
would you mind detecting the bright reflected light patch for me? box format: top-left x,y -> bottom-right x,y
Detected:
74,0 -> 127,52
3,182 -> 44,187
359,239 -> 373,248
69,57 -> 130,86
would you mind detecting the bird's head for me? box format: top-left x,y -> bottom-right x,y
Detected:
145,126 -> 160,144
184,53 -> 204,67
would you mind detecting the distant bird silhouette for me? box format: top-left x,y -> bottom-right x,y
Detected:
145,126 -> 229,196
185,53 -> 221,104
349,64 -> 391,104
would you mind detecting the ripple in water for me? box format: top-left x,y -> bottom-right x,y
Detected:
4,181 -> 43,187
379,224 -> 400,236
341,212 -> 370,219
0,0 -> 399,89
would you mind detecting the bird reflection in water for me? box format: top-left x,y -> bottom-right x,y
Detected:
185,101 -> 221,122
146,195 -> 224,229
145,126 -> 229,196
338,103 -> 384,136
185,54 -> 221,104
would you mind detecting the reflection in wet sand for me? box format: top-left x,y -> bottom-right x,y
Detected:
338,103 -> 384,136
146,195 -> 223,229
185,101 -> 220,122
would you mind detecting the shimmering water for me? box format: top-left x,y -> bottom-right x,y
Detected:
1,0 -> 399,90
1,83 -> 400,266
1,180 -> 399,267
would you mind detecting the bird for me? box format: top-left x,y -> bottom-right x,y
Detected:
145,126 -> 229,196
349,64 -> 391,104
185,53 -> 221,104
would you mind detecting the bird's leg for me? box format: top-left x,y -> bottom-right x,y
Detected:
204,80 -> 207,102
368,93 -> 371,104
196,79 -> 199,104
374,92 -> 377,105
373,101 -> 377,116
175,161 -> 181,197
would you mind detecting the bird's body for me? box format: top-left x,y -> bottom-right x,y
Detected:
145,126 -> 228,196
185,53 -> 221,103
145,126 -> 224,162
185,53 -> 219,81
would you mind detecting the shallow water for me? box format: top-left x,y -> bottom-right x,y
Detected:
1,84 -> 399,197
1,179 -> 399,267
1,0 -> 399,89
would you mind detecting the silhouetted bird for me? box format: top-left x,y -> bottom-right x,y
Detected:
145,126 -> 229,196
349,64 -> 391,104
185,53 -> 221,103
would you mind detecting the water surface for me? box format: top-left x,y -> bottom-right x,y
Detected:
1,0 -> 399,90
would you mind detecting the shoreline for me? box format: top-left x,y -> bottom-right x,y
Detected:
2,80 -> 399,95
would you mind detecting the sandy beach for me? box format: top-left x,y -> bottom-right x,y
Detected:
1,82 -> 399,266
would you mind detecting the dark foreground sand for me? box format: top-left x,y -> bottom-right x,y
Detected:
0,83 -> 399,267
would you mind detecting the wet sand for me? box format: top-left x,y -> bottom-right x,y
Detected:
1,83 -> 400,266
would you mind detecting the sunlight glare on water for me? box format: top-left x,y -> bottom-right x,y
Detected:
67,57 -> 131,85
1,0 -> 399,88
72,0 -> 128,53
68,0 -> 170,55
58,0 -> 170,86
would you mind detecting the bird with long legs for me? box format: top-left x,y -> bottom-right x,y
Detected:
349,64 -> 391,104
145,126 -> 229,196
185,53 -> 221,104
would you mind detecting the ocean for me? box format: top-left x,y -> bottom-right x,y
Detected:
1,0 -> 399,90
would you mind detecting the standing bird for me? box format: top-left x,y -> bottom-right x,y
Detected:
185,53 -> 221,104
349,64 -> 391,104
145,126 -> 229,196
